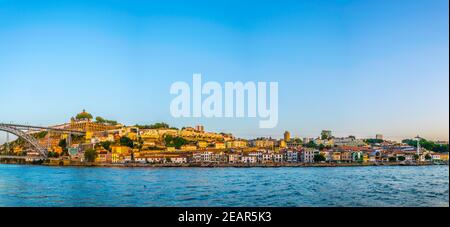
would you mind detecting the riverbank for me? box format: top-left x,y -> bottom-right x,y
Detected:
43,161 -> 445,168
1,158 -> 447,168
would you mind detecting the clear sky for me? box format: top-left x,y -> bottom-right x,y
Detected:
0,0 -> 448,142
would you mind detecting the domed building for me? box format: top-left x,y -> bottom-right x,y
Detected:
69,109 -> 117,132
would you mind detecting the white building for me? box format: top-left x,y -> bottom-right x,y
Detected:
273,153 -> 284,162
241,156 -> 257,164
228,153 -> 242,163
285,150 -> 299,162
171,156 -> 188,164
301,148 -> 318,163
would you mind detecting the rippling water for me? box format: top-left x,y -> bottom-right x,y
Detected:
0,164 -> 448,207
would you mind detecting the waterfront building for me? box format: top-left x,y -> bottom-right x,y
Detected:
320,150 -> 331,162
248,152 -> 263,163
241,155 -> 257,164
352,151 -> 363,162
262,153 -> 273,163
134,157 -> 147,163
285,150 -> 299,162
228,153 -> 242,163
68,147 -> 84,162
340,151 -> 352,163
273,153 -> 284,163
193,151 -> 215,163
362,153 -> 369,163
301,148 -> 317,163
25,151 -> 42,162
146,155 -> 166,164
96,150 -> 112,163
368,151 -> 382,162
440,152 -> 449,161
331,152 -> 341,163
171,156 -> 188,164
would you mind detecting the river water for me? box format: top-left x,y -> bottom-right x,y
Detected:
0,164 -> 448,207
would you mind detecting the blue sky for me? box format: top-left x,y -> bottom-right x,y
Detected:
0,0 -> 448,142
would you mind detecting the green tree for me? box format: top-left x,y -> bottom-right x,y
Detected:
425,154 -> 431,160
58,139 -> 67,148
76,110 -> 93,120
318,144 -> 325,151
135,122 -> 170,129
99,141 -> 112,151
364,139 -> 384,144
402,138 -> 449,153
388,157 -> 397,162
58,138 -> 69,156
95,116 -> 106,123
164,135 -> 187,149
397,156 -> 406,161
305,141 -> 318,148
120,136 -> 134,148
48,151 -> 59,158
84,149 -> 98,162
314,154 -> 326,162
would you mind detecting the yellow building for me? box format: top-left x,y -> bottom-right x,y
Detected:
181,145 -> 197,151
69,110 -> 117,132
197,141 -> 209,149
111,146 -> 131,155
279,140 -> 287,148
253,140 -> 275,148
363,154 -> 369,163
166,147 -> 176,152
215,142 -> 226,149
226,140 -> 248,149
13,146 -> 23,154
332,152 -> 341,162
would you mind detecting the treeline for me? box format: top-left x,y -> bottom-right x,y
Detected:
135,122 -> 178,130
364,139 -> 384,144
402,139 -> 449,153
95,116 -> 118,125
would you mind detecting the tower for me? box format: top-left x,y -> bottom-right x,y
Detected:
415,135 -> 421,156
284,131 -> 291,142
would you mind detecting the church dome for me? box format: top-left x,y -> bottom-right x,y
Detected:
75,109 -> 93,120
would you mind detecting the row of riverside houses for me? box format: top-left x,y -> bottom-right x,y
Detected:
99,142 -> 449,165
169,146 -> 449,164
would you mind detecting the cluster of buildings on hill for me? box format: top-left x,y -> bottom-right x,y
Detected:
2,110 -> 449,165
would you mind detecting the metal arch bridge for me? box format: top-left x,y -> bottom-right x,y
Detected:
0,123 -> 86,159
